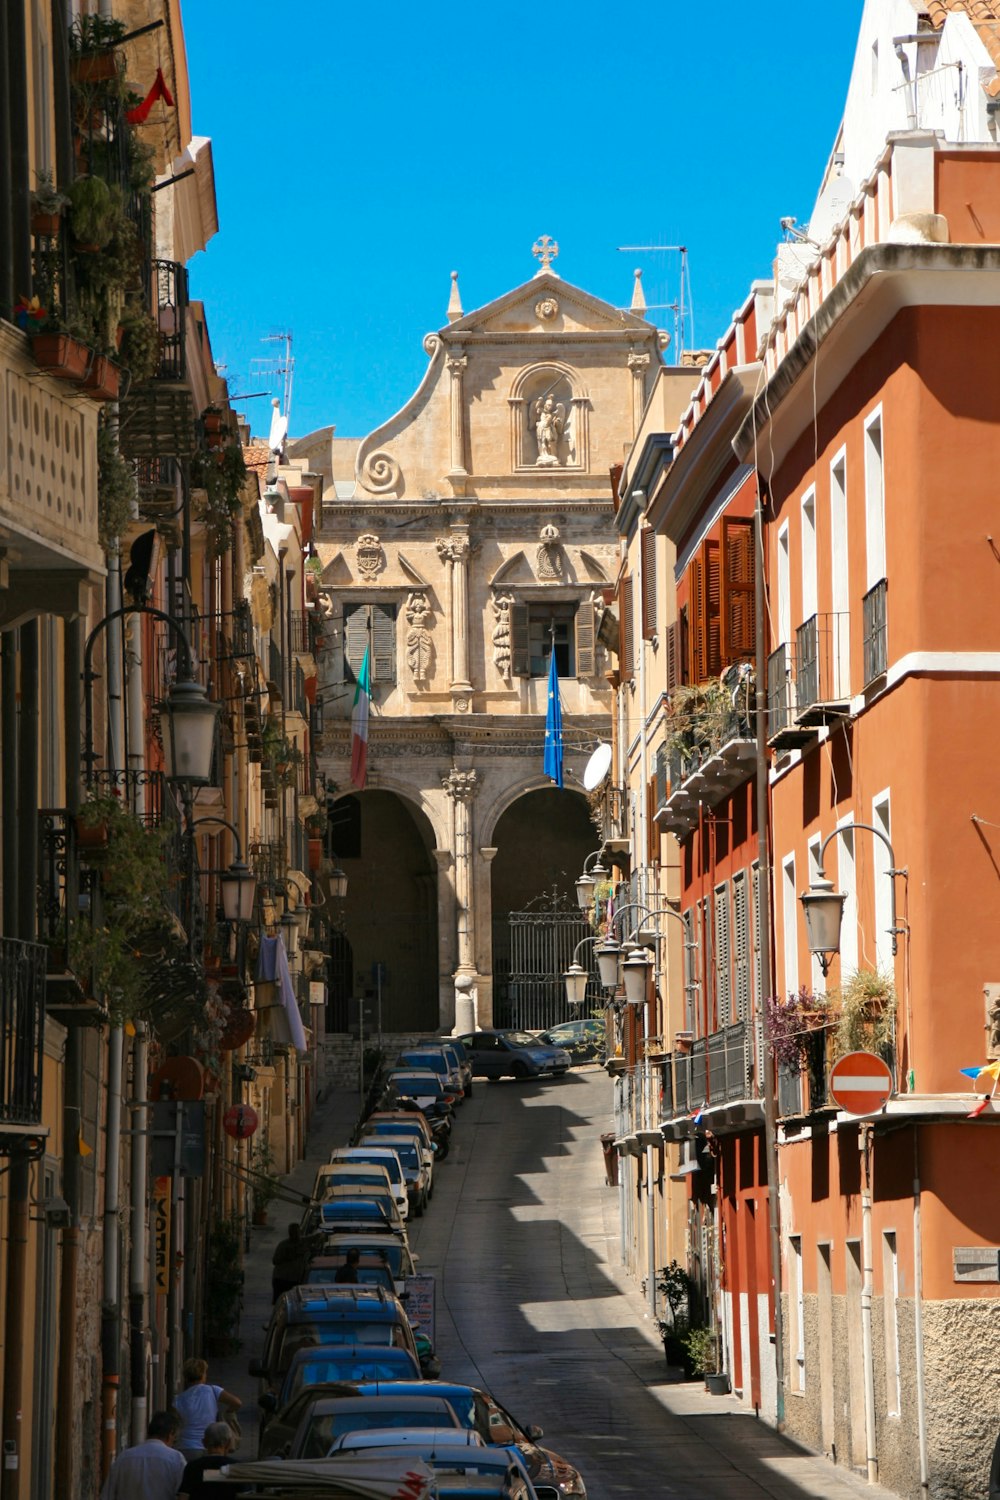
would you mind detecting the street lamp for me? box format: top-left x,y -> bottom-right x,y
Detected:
800,822 -> 906,977
622,945 -> 653,1005
595,938 -> 622,991
574,850 -> 608,912
190,816 -> 258,925
280,908 -> 300,958
563,935 -> 600,1006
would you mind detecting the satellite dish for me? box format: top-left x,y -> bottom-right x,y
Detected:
583,742 -> 612,791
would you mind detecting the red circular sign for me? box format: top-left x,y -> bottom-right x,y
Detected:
829,1051 -> 894,1115
223,1104 -> 259,1139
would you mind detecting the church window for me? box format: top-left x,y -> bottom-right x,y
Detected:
343,602 -> 397,685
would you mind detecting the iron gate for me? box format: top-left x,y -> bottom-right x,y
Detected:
493,887 -> 601,1031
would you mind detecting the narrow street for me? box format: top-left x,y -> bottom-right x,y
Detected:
227,1065 -> 899,1500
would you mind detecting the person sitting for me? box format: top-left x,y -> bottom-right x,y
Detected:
334,1247 -> 361,1283
99,1409 -> 185,1500
178,1420 -> 241,1500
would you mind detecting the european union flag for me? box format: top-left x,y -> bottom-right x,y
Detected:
543,645 -> 564,788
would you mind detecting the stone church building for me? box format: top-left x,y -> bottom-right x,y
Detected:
293,247 -> 667,1033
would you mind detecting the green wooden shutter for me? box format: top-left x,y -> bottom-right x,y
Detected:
344,606 -> 370,682
575,601 -> 595,678
510,602 -> 529,677
371,604 -> 396,684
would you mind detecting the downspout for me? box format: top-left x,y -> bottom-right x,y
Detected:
754,485 -> 785,1427
129,1026 -> 149,1445
913,1126 -> 929,1493
101,1028 -> 124,1479
860,1124 -> 878,1485
636,506 -> 657,1316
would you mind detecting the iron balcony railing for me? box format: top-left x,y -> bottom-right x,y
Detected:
289,612 -> 315,656
862,578 -> 888,684
665,1019 -> 754,1115
591,783 -> 628,843
151,259 -> 188,382
795,612 -> 850,715
767,643 -> 792,736
0,938 -> 47,1126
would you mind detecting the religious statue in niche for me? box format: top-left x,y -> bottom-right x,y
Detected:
405,590 -> 434,686
491,591 -> 515,681
532,393 -> 566,466
536,523 -> 564,581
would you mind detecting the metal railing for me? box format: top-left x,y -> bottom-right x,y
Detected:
0,938 -> 47,1126
289,612 -> 313,656
767,643 -> 792,736
795,613 -> 850,712
666,1019 -> 753,1113
591,783 -> 628,843
151,259 -> 188,381
862,579 -> 888,684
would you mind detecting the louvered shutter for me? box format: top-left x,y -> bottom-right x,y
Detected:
665,621 -> 679,691
575,602 -> 595,678
683,908 -> 697,1031
704,538 -> 722,677
654,745 -> 668,809
714,883 -> 731,1027
646,777 -> 659,865
721,515 -> 755,663
619,576 -> 634,682
371,604 -> 396,683
641,529 -> 657,640
510,602 -> 529,677
689,558 -> 706,683
679,606 -> 689,685
733,871 -> 750,1022
344,606 -> 370,681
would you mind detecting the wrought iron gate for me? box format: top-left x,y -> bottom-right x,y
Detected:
493,887 -> 601,1031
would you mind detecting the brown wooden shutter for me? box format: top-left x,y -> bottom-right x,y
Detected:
575,601 -> 595,678
679,605 -> 689,685
371,603 -> 396,683
665,620 -> 679,691
647,777 -> 659,865
689,558 -> 706,683
344,606 -> 369,681
510,602 -> 529,677
704,538 -> 722,677
721,515 -> 755,663
619,576 -> 634,682
641,528 -> 657,640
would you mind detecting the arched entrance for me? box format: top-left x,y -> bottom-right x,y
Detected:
490,788 -> 597,1030
329,791 -> 438,1034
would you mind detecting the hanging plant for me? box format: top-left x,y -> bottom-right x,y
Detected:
30,170 -> 68,235
68,175 -> 117,249
830,969 -> 896,1058
97,416 -> 136,548
191,441 -> 248,557
764,986 -> 830,1070
118,303 -> 160,383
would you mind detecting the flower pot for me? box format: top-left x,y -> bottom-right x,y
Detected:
202,410 -> 223,433
70,51 -> 118,84
704,1372 -> 731,1395
31,333 -> 90,382
308,838 -> 322,871
79,354 -> 120,402
31,211 -> 61,237
75,817 -> 110,853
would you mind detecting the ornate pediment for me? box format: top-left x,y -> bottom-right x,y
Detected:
448,272 -> 651,339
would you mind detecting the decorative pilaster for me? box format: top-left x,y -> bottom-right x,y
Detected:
447,352 -> 468,483
628,351 -> 651,438
436,530 -> 475,712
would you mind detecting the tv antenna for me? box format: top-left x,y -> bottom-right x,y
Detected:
251,331 -> 295,434
616,244 -> 692,356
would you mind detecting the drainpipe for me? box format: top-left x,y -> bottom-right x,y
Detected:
754,487 -> 785,1427
129,1022 -> 149,1445
101,1027 -> 124,1479
636,505 -> 657,1313
860,1124 -> 878,1485
912,1126 -> 928,1493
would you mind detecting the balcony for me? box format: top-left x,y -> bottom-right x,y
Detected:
118,260 -> 197,460
589,782 -> 628,846
766,643 -> 814,753
862,579 -> 888,686
0,938 -> 47,1133
794,613 -> 850,726
656,679 -> 756,838
660,1019 -> 761,1134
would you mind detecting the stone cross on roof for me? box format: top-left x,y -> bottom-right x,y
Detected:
532,235 -> 559,276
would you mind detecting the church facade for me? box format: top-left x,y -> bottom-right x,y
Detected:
295,247 -> 667,1032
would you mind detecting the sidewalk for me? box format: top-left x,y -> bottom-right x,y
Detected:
208,1080 -> 364,1457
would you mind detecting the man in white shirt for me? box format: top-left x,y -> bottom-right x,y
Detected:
99,1410 -> 186,1500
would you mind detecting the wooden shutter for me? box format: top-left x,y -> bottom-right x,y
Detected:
721,515 -> 755,663
704,537 -> 722,677
714,882 -> 731,1028
344,606 -> 369,681
679,605 -> 689,686
641,529 -> 657,640
733,871 -> 750,1022
619,576 -> 634,682
689,557 -> 706,683
575,601 -> 595,678
646,777 -> 659,865
371,603 -> 396,684
510,602 -> 529,677
665,621 -> 679,691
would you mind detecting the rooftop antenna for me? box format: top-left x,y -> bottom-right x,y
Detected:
251,331 -> 295,436
616,244 -> 691,356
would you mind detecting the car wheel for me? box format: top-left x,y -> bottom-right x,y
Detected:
511,1060 -> 529,1080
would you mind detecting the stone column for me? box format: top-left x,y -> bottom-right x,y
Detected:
628,351 -> 651,438
433,848 -> 455,1029
476,847 -> 498,1027
447,353 -> 468,481
442,768 -> 479,1027
436,530 -> 474,712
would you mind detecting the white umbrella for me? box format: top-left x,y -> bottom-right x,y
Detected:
221,1455 -> 435,1498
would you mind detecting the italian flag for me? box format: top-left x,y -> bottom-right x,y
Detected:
350,645 -> 371,789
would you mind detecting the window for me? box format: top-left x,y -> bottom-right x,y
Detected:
733,871 -> 751,1023
837,821 -> 857,976
344,602 -> 397,685
510,601 -> 593,678
883,1232 -> 900,1415
789,1235 -> 805,1391
777,523 -> 791,645
873,792 -> 893,974
782,854 -> 798,995
641,528 -> 657,640
808,836 -> 824,993
801,489 -> 817,623
864,408 -> 886,590
830,452 -> 850,696
714,883 -> 731,1028
618,577 -> 634,682
721,516 -> 755,662
689,539 -> 721,682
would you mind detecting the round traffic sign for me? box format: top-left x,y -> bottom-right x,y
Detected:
829,1051 -> 894,1115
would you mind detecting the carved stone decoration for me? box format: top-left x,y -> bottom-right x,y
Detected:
532,394 -> 566,467
536,523 -> 564,580
535,297 -> 559,321
405,590 -> 434,686
423,333 -> 442,357
436,535 -> 471,565
491,591 -> 516,681
356,533 -> 384,579
986,984 -> 1000,1058
360,450 -> 402,493
442,768 -> 480,802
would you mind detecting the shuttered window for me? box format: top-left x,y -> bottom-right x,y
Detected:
714,882 -> 731,1028
619,575 -> 634,682
733,870 -> 751,1022
679,606 -> 689,686
575,602 -> 595,678
721,516 -> 755,662
344,603 -> 397,684
683,908 -> 698,1032
665,620 -> 680,691
646,776 -> 659,865
510,602 -> 586,677
641,528 -> 657,640
705,538 -> 722,678
511,603 -> 530,677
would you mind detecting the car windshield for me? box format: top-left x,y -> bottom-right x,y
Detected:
278,1323 -> 395,1369
505,1032 -> 542,1047
307,1265 -> 395,1292
322,1202 -> 391,1225
327,1243 -> 408,1276
339,1154 -> 403,1186
378,1142 -> 419,1170
392,1075 -> 444,1095
401,1053 -> 447,1074
287,1352 -> 416,1400
299,1406 -> 456,1459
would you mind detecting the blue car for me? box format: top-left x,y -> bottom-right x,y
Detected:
455,1030 -> 571,1081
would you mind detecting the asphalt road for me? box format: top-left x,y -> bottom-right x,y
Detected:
405,1064 -> 900,1500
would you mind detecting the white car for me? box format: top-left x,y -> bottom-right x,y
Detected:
328,1147 -> 409,1222
328,1427 -> 486,1454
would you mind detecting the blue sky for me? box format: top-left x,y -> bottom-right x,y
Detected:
182,1 -> 863,444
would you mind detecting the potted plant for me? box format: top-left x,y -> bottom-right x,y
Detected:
831,968 -> 897,1059
203,1217 -> 244,1357
764,986 -> 830,1070
683,1325 -> 729,1393
118,303 -> 160,383
30,316 -> 92,382
250,1138 -> 280,1226
67,175 -> 117,251
30,171 -> 68,236
96,417 -> 136,549
68,13 -> 126,83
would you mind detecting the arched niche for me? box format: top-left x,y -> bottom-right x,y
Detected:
508,360 -> 591,472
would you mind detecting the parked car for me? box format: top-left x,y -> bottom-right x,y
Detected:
259,1345 -> 424,1434
251,1286 -> 420,1397
317,1195 -> 407,1237
361,1113 -> 436,1190
329,1428 -> 485,1455
328,1147 -> 409,1222
454,1030 -> 572,1080
388,1066 -> 462,1110
357,1131 -> 431,1215
396,1047 -> 465,1102
276,1393 -> 463,1460
318,1232 -> 418,1295
536,1018 -> 605,1063
415,1037 -> 474,1096
305,1254 -> 396,1295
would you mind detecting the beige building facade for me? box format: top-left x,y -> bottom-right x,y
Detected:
297,253 -> 667,1033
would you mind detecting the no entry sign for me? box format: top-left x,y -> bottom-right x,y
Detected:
829,1051 -> 894,1115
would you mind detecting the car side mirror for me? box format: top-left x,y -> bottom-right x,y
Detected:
526,1424 -> 544,1440
258,1392 -> 277,1413
248,1358 -> 266,1377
